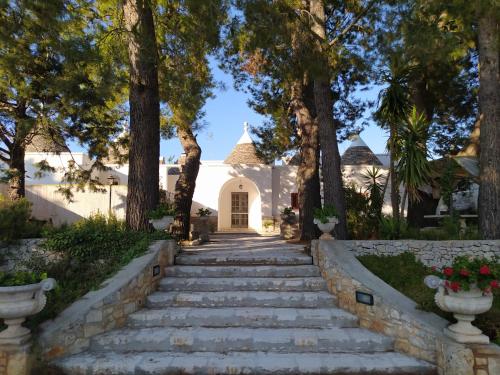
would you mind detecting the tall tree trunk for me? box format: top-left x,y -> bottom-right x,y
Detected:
291,79 -> 321,241
8,141 -> 25,200
123,0 -> 160,231
310,0 -> 348,239
174,126 -> 201,240
477,10 -> 500,239
389,123 -> 400,223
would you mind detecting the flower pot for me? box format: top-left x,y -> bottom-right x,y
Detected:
314,217 -> 339,239
0,278 -> 56,345
149,216 -> 174,231
434,285 -> 493,344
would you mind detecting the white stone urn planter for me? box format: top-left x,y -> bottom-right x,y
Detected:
425,276 -> 493,344
149,216 -> 174,231
0,278 -> 56,345
314,217 -> 339,239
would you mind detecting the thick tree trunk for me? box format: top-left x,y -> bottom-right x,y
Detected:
174,126 -> 202,240
477,11 -> 500,239
389,123 -> 400,223
291,80 -> 321,241
310,0 -> 348,239
8,141 -> 25,200
123,0 -> 160,231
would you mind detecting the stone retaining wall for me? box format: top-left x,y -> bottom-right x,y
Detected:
312,240 -> 500,375
341,240 -> 500,268
38,239 -> 178,361
0,239 -> 45,272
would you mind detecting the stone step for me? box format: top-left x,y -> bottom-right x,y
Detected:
147,291 -> 336,308
90,327 -> 394,353
55,351 -> 437,374
159,277 -> 327,292
165,265 -> 321,278
175,251 -> 312,266
127,307 -> 358,328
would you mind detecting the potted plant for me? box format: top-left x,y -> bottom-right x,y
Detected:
280,207 -> 297,225
313,205 -> 339,239
424,256 -> 499,344
148,203 -> 176,230
197,208 -> 212,220
196,208 -> 212,242
0,271 -> 56,345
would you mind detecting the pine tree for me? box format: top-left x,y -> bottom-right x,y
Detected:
0,0 -> 125,201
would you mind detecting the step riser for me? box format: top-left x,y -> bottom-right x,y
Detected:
91,328 -> 394,354
127,308 -> 358,329
165,265 -> 321,278
159,277 -> 327,292
147,292 -> 336,308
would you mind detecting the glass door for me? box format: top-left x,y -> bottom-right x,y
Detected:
231,192 -> 248,228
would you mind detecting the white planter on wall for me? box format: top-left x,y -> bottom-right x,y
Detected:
149,216 -> 174,231
0,278 -> 56,345
314,217 -> 339,239
424,275 -> 494,344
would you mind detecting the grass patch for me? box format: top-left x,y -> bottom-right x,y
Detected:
21,214 -> 171,332
357,252 -> 500,344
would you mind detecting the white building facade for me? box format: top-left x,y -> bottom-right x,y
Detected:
3,124 -> 391,231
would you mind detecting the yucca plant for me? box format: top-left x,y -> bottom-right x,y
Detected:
396,107 -> 431,204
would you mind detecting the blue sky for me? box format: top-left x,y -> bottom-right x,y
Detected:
161,60 -> 389,161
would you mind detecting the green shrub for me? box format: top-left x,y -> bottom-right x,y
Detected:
24,214 -> 171,331
313,205 -> 338,224
0,271 -> 47,287
0,195 -> 32,242
344,184 -> 375,239
378,216 -> 409,240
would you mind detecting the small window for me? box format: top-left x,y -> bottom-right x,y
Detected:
291,192 -> 299,209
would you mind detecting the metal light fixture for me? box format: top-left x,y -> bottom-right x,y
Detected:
107,175 -> 118,214
239,184 -> 243,190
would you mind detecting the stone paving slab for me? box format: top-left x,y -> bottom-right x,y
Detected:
159,276 -> 327,292
127,307 -> 359,328
55,351 -> 437,374
175,251 -> 313,265
147,291 -> 337,308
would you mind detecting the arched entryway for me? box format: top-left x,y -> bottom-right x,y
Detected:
218,177 -> 262,232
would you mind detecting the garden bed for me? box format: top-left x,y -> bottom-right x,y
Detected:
1,214 -> 171,332
357,252 -> 500,344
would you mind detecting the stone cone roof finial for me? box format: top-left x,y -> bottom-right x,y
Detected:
224,121 -> 264,164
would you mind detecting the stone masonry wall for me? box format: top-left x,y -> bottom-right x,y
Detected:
0,239 -> 45,272
312,240 -> 500,375
341,240 -> 500,268
37,240 -> 178,362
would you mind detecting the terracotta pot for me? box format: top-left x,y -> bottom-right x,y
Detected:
0,278 -> 56,345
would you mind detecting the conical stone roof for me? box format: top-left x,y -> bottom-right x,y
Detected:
25,127 -> 69,153
224,122 -> 265,165
341,135 -> 382,166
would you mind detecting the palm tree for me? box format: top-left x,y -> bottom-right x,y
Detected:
375,55 -> 412,223
396,107 -> 431,216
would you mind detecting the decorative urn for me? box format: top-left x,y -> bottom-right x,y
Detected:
149,216 -> 174,231
314,217 -> 339,240
0,278 -> 56,345
424,275 -> 493,344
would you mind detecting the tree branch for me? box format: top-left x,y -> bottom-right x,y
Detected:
329,0 -> 378,47
0,123 -> 13,148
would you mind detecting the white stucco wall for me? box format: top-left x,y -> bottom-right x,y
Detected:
24,152 -> 90,185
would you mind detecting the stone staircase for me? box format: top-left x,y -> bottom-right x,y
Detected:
54,246 -> 436,374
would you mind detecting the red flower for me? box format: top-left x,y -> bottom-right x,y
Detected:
443,267 -> 454,277
450,282 -> 461,292
459,269 -> 470,277
490,280 -> 499,289
479,265 -> 491,275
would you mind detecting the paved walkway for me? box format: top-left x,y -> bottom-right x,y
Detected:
182,232 -> 306,253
